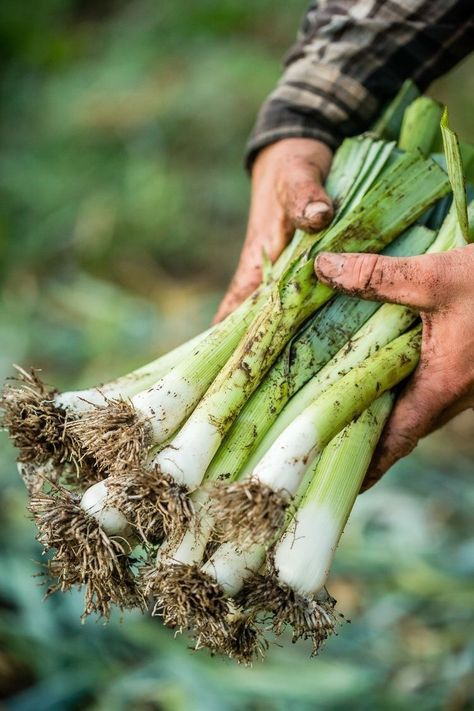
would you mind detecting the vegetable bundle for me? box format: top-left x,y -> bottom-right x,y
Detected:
2,90 -> 472,664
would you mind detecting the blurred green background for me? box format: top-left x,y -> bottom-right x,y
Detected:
1,1 -> 473,709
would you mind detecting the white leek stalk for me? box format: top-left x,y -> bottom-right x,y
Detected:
157,489 -> 214,568
54,326 -> 212,413
0,326 -> 211,474
274,393 -> 394,596
66,293 -> 265,474
29,480 -> 144,620
80,480 -> 132,539
146,531 -> 267,662
239,395 -> 394,656
201,543 -> 266,598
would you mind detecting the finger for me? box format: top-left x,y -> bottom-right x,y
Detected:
315,251 -> 451,311
360,368 -> 455,492
268,137 -> 333,233
281,169 -> 333,233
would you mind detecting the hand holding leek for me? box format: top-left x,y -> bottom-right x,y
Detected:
1,96 -> 472,665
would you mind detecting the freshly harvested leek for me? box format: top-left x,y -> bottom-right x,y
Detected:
30,481 -> 145,620
4,92 -> 471,663
26,467 -> 167,622
143,515 -> 267,661
241,393 -> 394,654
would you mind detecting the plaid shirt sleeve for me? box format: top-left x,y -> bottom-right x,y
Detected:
246,0 -> 474,169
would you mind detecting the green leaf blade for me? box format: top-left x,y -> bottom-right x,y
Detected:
441,107 -> 470,242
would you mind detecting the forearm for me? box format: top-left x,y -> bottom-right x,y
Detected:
246,0 -> 473,168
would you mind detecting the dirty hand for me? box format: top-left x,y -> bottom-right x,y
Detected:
214,138 -> 333,323
315,245 -> 474,490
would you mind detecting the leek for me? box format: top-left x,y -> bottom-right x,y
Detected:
29,481 -> 145,620
8,93 -> 471,663
242,394 -> 394,655
398,96 -> 442,155
0,327 -> 211,474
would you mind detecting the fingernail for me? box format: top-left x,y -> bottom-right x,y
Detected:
304,201 -> 331,221
316,252 -> 346,279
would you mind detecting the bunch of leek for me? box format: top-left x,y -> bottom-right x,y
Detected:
1,93 -> 471,662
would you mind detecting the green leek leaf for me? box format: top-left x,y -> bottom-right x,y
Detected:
441,108 -> 470,242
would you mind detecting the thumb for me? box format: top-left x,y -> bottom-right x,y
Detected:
282,169 -> 333,233
315,251 -> 447,311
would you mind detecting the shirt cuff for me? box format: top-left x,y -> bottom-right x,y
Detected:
245,102 -> 340,173
245,50 -> 380,172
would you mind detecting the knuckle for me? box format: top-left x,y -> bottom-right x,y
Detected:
346,253 -> 384,292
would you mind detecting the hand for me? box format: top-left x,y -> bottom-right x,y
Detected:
315,245 -> 474,490
214,138 -> 333,323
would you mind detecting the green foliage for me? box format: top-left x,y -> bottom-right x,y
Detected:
1,1 -> 473,709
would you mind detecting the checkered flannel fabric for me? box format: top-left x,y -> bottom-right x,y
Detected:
246,0 -> 473,168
